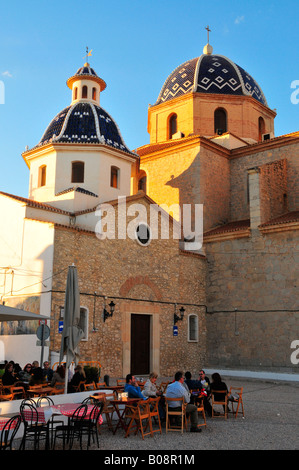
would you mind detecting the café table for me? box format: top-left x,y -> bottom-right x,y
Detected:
110,398 -> 141,435
0,416 -> 16,431
0,416 -> 20,449
22,403 -> 103,425
96,385 -> 124,395
27,386 -> 54,397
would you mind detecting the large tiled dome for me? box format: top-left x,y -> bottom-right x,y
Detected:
155,54 -> 267,107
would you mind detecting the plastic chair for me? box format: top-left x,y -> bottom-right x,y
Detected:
165,396 -> 187,433
211,390 -> 228,419
228,386 -> 245,418
0,415 -> 21,450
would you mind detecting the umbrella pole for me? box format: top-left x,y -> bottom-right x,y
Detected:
64,367 -> 68,394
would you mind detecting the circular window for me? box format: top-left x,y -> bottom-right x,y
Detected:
136,223 -> 151,246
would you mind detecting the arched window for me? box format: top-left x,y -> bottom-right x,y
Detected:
38,165 -> 47,187
214,108 -> 227,134
92,87 -> 97,101
71,161 -> 85,183
82,85 -> 88,99
110,166 -> 120,188
169,114 -> 177,139
188,314 -> 198,342
138,176 -> 147,193
74,87 -> 78,100
258,117 -> 265,141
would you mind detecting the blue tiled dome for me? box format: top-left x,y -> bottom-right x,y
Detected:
38,102 -> 134,155
155,54 -> 267,106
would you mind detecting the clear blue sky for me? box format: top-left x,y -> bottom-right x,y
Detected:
0,0 -> 298,198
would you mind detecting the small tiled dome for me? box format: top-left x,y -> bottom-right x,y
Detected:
66,62 -> 106,91
38,102 -> 133,155
155,54 -> 267,107
75,64 -> 98,77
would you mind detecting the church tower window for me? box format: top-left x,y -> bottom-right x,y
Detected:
214,108 -> 227,134
38,165 -> 47,187
74,87 -> 78,100
82,85 -> 88,99
111,166 -> 120,188
92,87 -> 97,101
71,161 -> 85,183
168,113 -> 177,139
138,176 -> 147,193
258,117 -> 265,142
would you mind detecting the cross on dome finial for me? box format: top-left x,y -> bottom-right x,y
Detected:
205,25 -> 211,44
203,25 -> 213,55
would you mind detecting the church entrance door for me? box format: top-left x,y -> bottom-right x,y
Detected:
130,314 -> 150,375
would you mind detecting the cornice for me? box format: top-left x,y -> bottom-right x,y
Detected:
138,134 -> 231,162
230,131 -> 299,159
259,221 -> 299,234
23,141 -> 138,168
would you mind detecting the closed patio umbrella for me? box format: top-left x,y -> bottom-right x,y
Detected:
59,264 -> 84,393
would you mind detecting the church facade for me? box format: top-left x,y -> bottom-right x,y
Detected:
0,40 -> 298,376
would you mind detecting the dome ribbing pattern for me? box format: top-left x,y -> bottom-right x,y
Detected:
155,54 -> 267,106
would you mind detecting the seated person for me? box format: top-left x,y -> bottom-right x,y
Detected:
18,363 -> 33,383
143,372 -> 163,398
210,372 -> 229,414
68,364 -> 86,393
165,371 -> 201,433
124,374 -> 146,400
29,367 -> 46,386
1,362 -> 17,387
184,371 -> 202,391
50,365 -> 65,389
198,369 -> 211,392
210,372 -> 228,399
42,361 -> 54,382
143,372 -> 165,419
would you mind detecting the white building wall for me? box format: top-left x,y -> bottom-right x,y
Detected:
0,196 -> 54,365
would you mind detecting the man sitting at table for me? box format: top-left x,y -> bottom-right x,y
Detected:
124,374 -> 147,400
166,371 -> 201,433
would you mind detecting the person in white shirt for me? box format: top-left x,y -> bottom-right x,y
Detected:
166,371 -> 201,432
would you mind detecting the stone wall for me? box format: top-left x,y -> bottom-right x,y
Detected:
230,140 -> 299,221
49,196 -> 207,378
205,228 -> 299,372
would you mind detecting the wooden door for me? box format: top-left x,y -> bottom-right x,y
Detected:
130,314 -> 150,375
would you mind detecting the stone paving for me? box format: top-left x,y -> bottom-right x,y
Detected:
13,376 -> 299,452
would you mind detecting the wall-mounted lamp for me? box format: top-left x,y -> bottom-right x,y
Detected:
103,298 -> 115,322
174,304 -> 185,325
